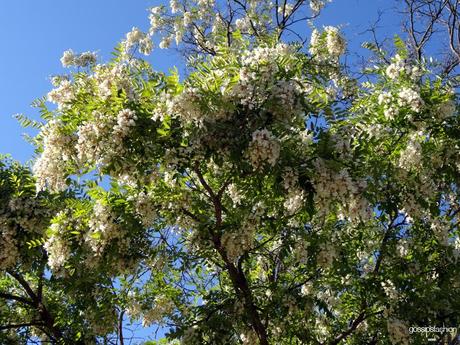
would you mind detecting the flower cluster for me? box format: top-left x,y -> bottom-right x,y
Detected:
377,91 -> 398,120
86,201 -> 123,256
226,183 -> 243,206
377,86 -> 424,120
282,167 -> 305,216
310,0 -> 330,13
113,109 -> 137,138
167,86 -> 204,123
142,295 -> 175,327
132,191 -> 157,227
313,159 -> 371,222
310,26 -> 346,61
398,87 -> 424,113
233,44 -> 299,112
283,192 -> 305,216
271,79 -> 303,119
0,189 -> 54,270
221,203 -> 263,261
92,63 -> 133,100
34,120 -> 76,192
316,242 -> 338,269
44,222 -> 71,273
221,223 -> 255,262
47,80 -> 75,109
8,197 -> 50,233
76,108 -> 137,171
398,133 -> 423,171
247,129 -> 281,169
386,318 -> 409,345
0,226 -> 19,270
60,49 -> 97,68
162,43 -> 302,130
123,27 -> 153,55
385,54 -> 422,81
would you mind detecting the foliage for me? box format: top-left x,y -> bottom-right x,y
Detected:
2,0 -> 460,344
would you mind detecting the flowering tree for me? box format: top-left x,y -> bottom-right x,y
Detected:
0,157 -> 120,344
3,0 -> 460,344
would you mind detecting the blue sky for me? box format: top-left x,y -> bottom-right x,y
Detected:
0,0 -> 399,342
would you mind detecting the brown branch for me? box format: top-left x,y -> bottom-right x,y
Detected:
118,310 -> 125,345
328,310 -> 383,345
328,311 -> 366,345
6,270 -> 63,341
0,292 -> 35,307
193,162 -> 269,345
0,322 -> 44,331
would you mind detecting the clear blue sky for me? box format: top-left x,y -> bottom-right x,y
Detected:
0,0 -> 398,341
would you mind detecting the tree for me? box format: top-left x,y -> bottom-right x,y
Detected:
0,157 -> 112,344
2,0 -> 460,344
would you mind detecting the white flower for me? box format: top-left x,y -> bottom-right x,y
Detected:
126,27 -> 144,44
60,49 -> 75,67
325,26 -> 346,57
300,282 -> 313,296
309,29 -> 321,55
159,36 -> 172,49
310,0 -> 329,13
284,190 -> 305,216
113,109 -> 137,139
76,51 -> 97,66
124,27 -> 152,55
0,226 -> 19,269
139,37 -> 153,55
86,201 -> 122,256
47,80 -> 74,109
34,120 -> 75,192
387,319 -> 409,345
386,64 -> 399,79
60,49 -> 97,68
385,55 -> 422,81
398,87 -> 423,112
282,167 -> 299,191
170,0 -> 180,13
150,6 -> 162,15
134,191 -> 157,227
183,12 -> 192,27
247,129 -> 280,169
310,26 -> 346,60
235,17 -> 250,32
44,232 -> 70,272
317,243 -> 337,269
227,184 -> 243,206
398,134 -> 422,171
378,91 -> 392,105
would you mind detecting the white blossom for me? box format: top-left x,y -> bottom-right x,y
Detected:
44,226 -> 71,272
0,226 -> 19,269
325,26 -> 346,57
124,27 -> 153,55
398,87 -> 424,112
60,49 -> 97,68
247,129 -> 280,169
387,319 -> 409,345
